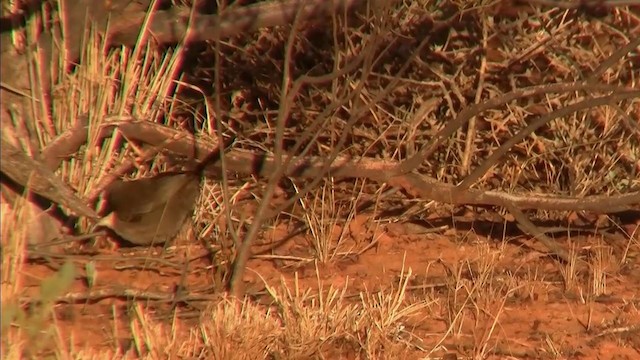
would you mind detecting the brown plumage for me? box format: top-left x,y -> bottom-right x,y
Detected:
96,173 -> 200,246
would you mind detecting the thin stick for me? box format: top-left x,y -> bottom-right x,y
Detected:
458,90 -> 640,190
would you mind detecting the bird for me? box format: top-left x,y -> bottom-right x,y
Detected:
95,172 -> 200,246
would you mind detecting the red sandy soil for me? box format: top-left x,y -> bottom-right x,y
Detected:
20,216 -> 640,359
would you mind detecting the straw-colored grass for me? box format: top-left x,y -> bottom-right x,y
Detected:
2,0 -> 638,359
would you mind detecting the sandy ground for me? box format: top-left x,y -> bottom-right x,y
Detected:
20,215 -> 640,359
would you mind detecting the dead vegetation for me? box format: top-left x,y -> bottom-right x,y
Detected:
1,0 -> 639,359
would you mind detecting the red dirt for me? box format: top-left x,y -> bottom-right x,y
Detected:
20,218 -> 640,359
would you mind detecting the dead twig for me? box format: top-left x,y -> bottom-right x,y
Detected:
20,286 -> 221,305
523,0 -> 640,9
458,90 -> 640,190
1,135 -> 98,219
387,173 -> 639,213
93,118 -> 639,214
395,83 -> 635,176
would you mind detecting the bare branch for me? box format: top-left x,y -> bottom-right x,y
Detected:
0,135 -> 98,219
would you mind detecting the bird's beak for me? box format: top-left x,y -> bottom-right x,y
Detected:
93,212 -> 117,232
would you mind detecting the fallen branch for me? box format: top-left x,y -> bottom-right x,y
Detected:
0,134 -> 98,219
20,286 -> 221,305
96,117 -> 639,214
46,0 -> 376,65
112,0 -> 372,46
386,173 -> 639,214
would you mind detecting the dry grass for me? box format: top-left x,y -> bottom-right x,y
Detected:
2,0 -> 639,359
